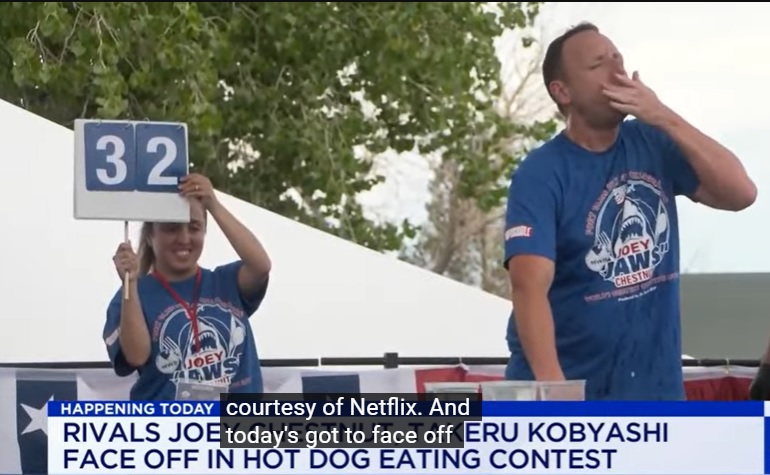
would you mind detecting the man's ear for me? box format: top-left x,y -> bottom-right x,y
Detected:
549,80 -> 570,110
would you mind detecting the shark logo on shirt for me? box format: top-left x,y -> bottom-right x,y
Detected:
584,177 -> 670,289
154,302 -> 246,386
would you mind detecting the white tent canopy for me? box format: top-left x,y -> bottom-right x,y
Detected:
0,100 -> 511,364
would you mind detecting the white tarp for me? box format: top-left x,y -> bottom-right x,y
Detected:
0,99 -> 511,364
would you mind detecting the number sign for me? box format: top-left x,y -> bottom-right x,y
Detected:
74,119 -> 190,223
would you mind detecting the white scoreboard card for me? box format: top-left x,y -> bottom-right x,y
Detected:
73,119 -> 191,223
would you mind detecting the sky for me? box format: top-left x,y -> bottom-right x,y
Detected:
359,2 -> 770,274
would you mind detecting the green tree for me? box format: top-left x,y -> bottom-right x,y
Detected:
403,31 -> 559,297
0,2 -> 543,251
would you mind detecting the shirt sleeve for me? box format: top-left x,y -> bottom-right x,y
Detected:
214,261 -> 269,317
503,157 -> 560,268
103,290 -> 136,377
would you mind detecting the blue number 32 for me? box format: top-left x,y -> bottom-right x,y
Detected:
83,121 -> 188,193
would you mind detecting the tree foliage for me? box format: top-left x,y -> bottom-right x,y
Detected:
0,1 -> 543,251
403,35 -> 560,297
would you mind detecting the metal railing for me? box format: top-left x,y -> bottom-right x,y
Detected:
0,353 -> 760,369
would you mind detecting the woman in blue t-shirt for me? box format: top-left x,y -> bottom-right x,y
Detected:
103,173 -> 272,401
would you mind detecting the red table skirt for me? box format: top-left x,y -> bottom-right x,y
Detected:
411,365 -> 755,400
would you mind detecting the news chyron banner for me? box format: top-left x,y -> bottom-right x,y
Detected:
47,394 -> 770,474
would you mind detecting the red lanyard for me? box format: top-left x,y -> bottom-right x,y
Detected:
153,267 -> 203,354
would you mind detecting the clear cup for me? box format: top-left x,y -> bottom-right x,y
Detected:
537,380 -> 586,401
480,380 -> 539,401
424,382 -> 480,401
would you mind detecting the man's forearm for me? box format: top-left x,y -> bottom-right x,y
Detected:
658,109 -> 756,210
750,340 -> 770,400
511,291 -> 564,381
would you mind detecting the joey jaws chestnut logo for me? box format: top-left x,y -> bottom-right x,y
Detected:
152,302 -> 247,386
584,173 -> 671,292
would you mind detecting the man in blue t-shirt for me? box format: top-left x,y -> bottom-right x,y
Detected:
504,22 -> 756,400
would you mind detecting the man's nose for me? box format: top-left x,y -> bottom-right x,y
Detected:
611,59 -> 627,77
607,66 -> 627,85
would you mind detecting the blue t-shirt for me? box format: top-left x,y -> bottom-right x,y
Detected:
503,119 -> 699,401
102,261 -> 268,400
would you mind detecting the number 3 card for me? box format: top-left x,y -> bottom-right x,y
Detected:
73,119 -> 191,223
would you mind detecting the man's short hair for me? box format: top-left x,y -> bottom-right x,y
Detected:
542,22 -> 600,114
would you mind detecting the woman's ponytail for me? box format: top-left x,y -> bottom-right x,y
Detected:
136,223 -> 155,275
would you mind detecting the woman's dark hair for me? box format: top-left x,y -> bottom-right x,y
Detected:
542,22 -> 600,114
137,222 -> 155,275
